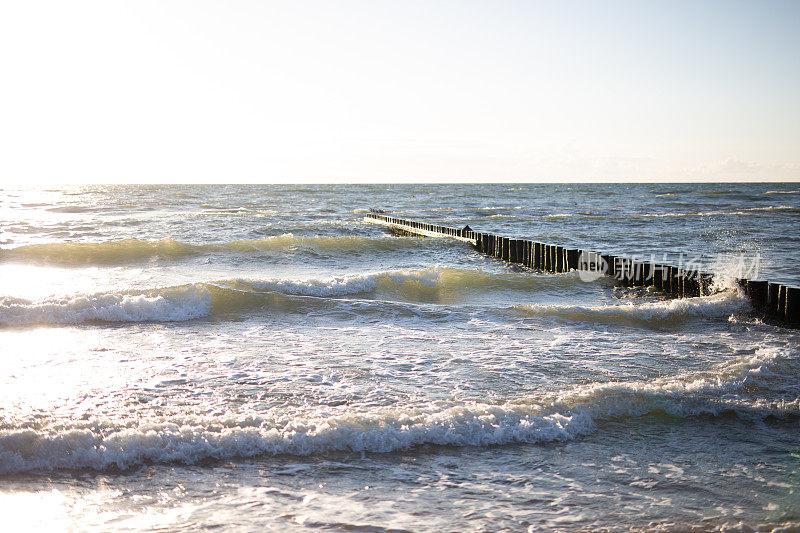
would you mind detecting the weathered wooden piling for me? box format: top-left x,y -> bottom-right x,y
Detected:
539,243 -> 550,271
567,249 -> 580,271
746,280 -> 768,310
510,240 -> 517,263
664,266 -> 675,296
767,282 -> 781,316
683,270 -> 700,298
651,264 -> 663,290
612,257 -> 623,285
616,257 -> 633,286
699,273 -> 714,296
642,262 -> 654,287
787,287 -> 799,324
363,212 -> 800,328
554,246 -> 564,273
600,254 -> 614,279
632,261 -> 644,287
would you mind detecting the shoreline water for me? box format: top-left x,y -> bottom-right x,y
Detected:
1,183 -> 798,531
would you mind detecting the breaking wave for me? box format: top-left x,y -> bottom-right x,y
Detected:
1,347 -> 795,474
0,268 -> 589,326
513,292 -> 750,328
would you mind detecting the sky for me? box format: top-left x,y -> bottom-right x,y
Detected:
0,0 -> 798,183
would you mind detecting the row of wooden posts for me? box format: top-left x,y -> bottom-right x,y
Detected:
364,211 -> 799,327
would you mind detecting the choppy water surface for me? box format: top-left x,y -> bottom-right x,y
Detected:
1,184 -> 799,532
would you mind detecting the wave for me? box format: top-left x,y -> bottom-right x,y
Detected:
1,347 -> 795,474
0,235 -> 429,266
765,189 -> 800,195
536,346 -> 800,420
250,267 -> 586,302
0,268 -> 584,326
512,292 -> 749,328
536,206 -> 797,220
639,205 -> 798,217
0,406 -> 595,474
0,281 -> 372,326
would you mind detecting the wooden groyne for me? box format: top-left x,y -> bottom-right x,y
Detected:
364,211 -> 800,328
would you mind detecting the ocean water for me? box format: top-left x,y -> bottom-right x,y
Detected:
0,183 -> 798,532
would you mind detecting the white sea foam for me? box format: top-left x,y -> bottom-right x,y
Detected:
514,291 -> 749,327
246,272 -> 386,297
0,268 -> 585,326
0,405 -> 596,474
0,288 -> 212,326
0,272 -> 420,325
2,346 -> 795,475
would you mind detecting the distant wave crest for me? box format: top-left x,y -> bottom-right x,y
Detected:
0,235 -> 429,266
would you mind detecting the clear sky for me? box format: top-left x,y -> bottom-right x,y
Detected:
1,0 -> 798,183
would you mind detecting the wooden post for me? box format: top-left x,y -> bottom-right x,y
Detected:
555,246 -> 564,272
652,264 -> 664,291
786,287 -> 799,325
746,280 -> 768,310
641,262 -> 653,287
634,260 -> 644,287
666,265 -> 677,294
767,282 -> 781,317
778,284 -> 787,321
614,257 -> 627,285
599,254 -> 614,280
683,269 -> 700,297
699,273 -> 714,296
567,249 -> 580,271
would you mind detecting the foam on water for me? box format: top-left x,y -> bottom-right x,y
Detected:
0,268 -> 594,326
0,406 -> 596,474
2,184 -> 799,529
514,291 -> 750,328
0,288 -> 213,325
1,346 -> 795,475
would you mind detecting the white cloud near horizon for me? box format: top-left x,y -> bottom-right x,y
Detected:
0,0 -> 798,184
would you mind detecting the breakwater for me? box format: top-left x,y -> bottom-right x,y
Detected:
364,211 -> 799,327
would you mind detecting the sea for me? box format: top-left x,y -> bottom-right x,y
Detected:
0,183 -> 798,532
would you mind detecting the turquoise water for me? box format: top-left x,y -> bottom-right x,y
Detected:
0,184 -> 798,531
